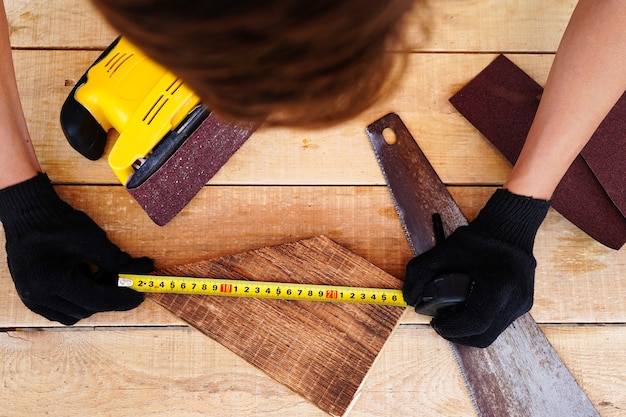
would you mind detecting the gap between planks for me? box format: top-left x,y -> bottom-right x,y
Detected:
5,323 -> 625,333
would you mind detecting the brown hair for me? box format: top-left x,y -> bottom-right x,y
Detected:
90,0 -> 417,128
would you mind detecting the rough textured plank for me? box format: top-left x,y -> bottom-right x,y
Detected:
1,186 -> 624,328
404,0 -> 574,52
6,0 -> 574,52
1,326 -> 624,417
0,328 -> 327,417
16,50 -> 560,186
6,0 -> 116,48
149,236 -> 405,417
544,326 -> 626,417
349,325 -> 626,417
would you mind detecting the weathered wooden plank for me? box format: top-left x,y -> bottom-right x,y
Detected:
404,0 -> 575,53
0,327 -> 327,417
0,186 -> 623,328
15,51 -> 557,186
150,236 -> 405,416
6,0 -> 116,48
6,0 -> 574,53
349,325 -> 626,417
351,325 -> 476,417
1,326 -> 623,417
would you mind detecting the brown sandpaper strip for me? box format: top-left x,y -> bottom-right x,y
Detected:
127,113 -> 259,226
582,95 -> 626,217
148,236 -> 405,417
449,54 -> 626,249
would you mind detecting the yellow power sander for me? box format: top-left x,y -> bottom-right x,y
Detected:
60,37 -> 259,225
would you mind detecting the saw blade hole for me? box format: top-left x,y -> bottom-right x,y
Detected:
382,127 -> 397,145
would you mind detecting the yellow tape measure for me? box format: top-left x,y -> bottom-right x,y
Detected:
118,274 -> 407,307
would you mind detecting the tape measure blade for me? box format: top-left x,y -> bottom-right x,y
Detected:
118,274 -> 407,307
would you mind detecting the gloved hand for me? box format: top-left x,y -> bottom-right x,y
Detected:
403,189 -> 550,348
0,173 -> 154,325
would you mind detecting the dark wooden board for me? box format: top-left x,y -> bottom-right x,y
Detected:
149,236 -> 405,416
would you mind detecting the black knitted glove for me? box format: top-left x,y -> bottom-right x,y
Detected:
403,189 -> 550,348
0,173 -> 153,325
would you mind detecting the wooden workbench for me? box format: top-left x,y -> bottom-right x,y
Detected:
1,1 -> 624,416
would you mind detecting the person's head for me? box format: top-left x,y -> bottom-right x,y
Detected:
91,0 -> 417,127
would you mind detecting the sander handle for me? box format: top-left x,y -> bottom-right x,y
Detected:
60,38 -> 121,160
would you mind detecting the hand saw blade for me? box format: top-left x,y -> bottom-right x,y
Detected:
366,113 -> 600,417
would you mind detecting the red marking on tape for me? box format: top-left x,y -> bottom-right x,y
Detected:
220,284 -> 233,293
326,290 -> 338,299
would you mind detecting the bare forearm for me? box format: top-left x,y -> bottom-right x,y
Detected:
0,0 -> 40,189
504,0 -> 626,199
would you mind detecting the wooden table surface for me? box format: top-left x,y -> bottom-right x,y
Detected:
1,1 -> 625,416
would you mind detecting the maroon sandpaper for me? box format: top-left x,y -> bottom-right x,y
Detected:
449,55 -> 625,249
581,93 -> 626,217
126,113 -> 259,226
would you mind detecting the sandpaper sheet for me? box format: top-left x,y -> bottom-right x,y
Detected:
582,96 -> 626,217
148,236 -> 405,417
127,114 -> 259,226
450,55 -> 626,249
